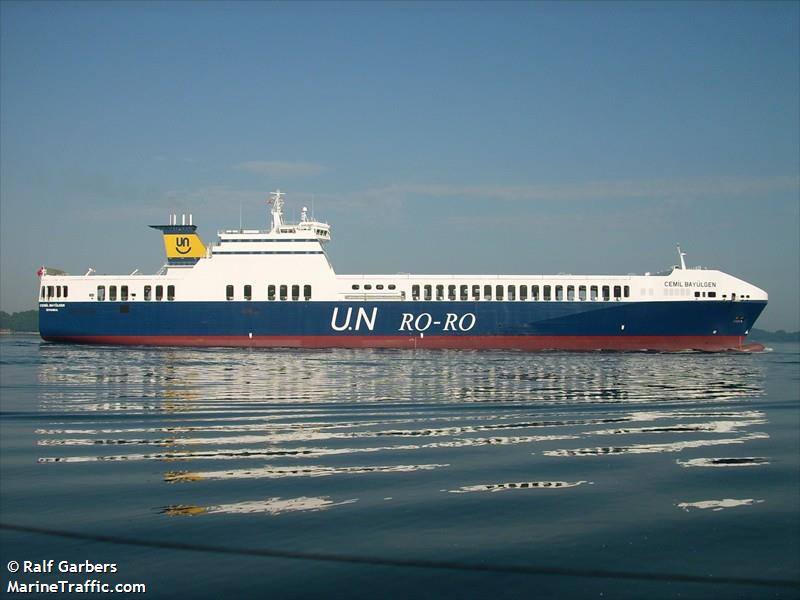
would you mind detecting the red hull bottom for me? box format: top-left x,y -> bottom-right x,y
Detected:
42,335 -> 760,352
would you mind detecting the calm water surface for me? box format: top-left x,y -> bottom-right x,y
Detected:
1,335 -> 798,598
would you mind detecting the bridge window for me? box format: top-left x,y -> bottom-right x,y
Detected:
280,285 -> 287,301
144,285 -> 152,301
55,286 -> 61,298
590,285 -> 598,301
448,285 -> 456,301
579,285 -> 587,301
226,285 -> 234,301
40,286 -> 45,300
472,285 -> 480,301
412,285 -> 420,300
484,285 -> 492,300
121,286 -> 129,301
156,285 -> 163,301
567,285 -> 575,301
602,285 -> 610,301
96,286 -> 105,301
543,285 -> 551,301
268,285 -> 276,301
520,286 -> 528,301
292,285 -> 300,301
167,285 -> 175,301
424,285 -> 432,301
304,285 -> 312,300
62,286 -> 68,298
244,285 -> 252,301
460,285 -> 468,301
532,285 -> 539,301
495,285 -> 504,300
613,285 -> 622,299
109,285 -> 117,301
436,285 -> 444,300
624,285 -> 630,298
47,285 -> 54,299
555,285 -> 563,301
508,285 -> 516,301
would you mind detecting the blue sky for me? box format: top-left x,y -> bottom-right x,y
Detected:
1,1 -> 798,330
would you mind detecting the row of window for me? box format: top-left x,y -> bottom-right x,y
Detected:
95,285 -> 175,302
409,284 -> 631,302
350,284 -> 397,291
226,284 -> 312,301
41,285 -> 68,300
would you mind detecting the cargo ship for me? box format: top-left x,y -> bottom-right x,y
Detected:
38,190 -> 767,350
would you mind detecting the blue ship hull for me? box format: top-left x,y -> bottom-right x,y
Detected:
39,299 -> 767,351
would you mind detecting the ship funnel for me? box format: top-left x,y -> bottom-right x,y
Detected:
150,218 -> 207,265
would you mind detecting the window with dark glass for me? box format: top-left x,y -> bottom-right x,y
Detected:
436,285 -> 444,300
624,285 -> 630,298
694,291 -> 701,298
590,285 -> 598,300
602,285 -> 610,301
280,285 -> 287,301
508,285 -> 516,301
708,291 -> 716,298
292,285 -> 300,300
268,285 -> 275,300
364,284 -> 372,290
412,284 -> 420,300
578,285 -> 587,301
567,285 -> 575,301
55,286 -> 61,298
63,286 -> 68,299
613,285 -> 622,299
144,285 -> 152,301
388,284 -> 396,290
460,285 -> 468,301
244,285 -> 252,301
495,285 -> 503,300
555,285 -> 563,301
352,284 -> 360,290
156,285 -> 163,301
97,286 -> 105,301
543,285 -> 551,301
304,285 -> 312,300
376,284 -> 384,290
108,285 -> 117,301
121,285 -> 129,301
448,285 -> 456,301
167,285 -> 175,301
47,285 -> 54,299
520,286 -> 527,301
532,285 -> 539,301
484,284 -> 492,300
40,286 -> 46,300
472,285 -> 480,300
226,285 -> 234,301
424,285 -> 432,301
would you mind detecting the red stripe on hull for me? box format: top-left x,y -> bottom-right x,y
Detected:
42,335 -> 754,352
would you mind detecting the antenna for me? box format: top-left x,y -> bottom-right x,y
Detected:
239,203 -> 243,231
677,244 -> 687,270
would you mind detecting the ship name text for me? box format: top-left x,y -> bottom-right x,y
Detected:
664,281 -> 717,288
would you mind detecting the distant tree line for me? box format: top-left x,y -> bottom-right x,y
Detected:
0,309 -> 797,341
0,310 -> 38,332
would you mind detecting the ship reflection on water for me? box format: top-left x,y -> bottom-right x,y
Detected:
34,346 -> 771,521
